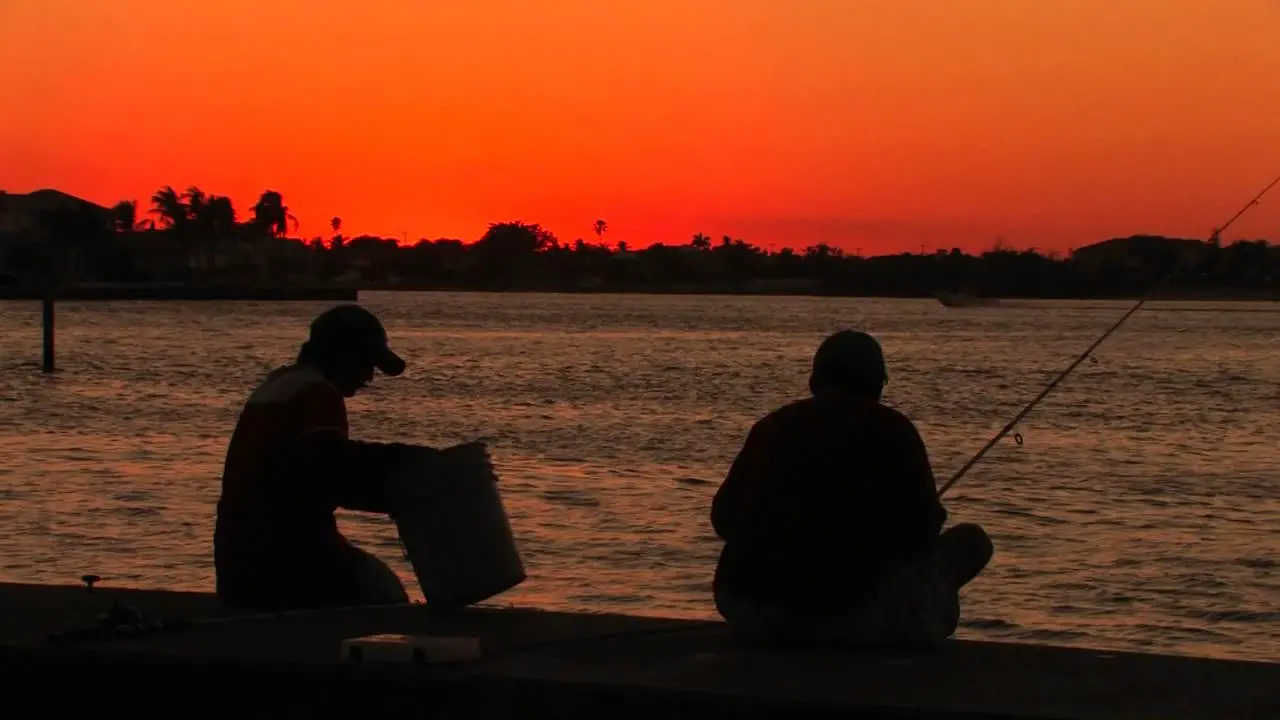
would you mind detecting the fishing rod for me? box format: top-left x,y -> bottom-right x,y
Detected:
938,172 -> 1280,498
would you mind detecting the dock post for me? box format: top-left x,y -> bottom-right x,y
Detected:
41,293 -> 55,374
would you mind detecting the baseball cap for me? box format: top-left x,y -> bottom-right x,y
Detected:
307,304 -> 406,376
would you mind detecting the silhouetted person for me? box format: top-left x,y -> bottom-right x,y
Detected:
710,330 -> 994,647
214,304 -> 420,613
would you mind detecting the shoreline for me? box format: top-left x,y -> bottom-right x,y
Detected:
0,283 -> 1275,304
1,582 -> 1274,719
0,283 -> 358,302
362,283 -> 1280,302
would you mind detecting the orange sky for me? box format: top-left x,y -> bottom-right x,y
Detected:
1,0 -> 1278,254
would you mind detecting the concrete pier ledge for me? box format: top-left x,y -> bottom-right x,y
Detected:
0,582 -> 1273,719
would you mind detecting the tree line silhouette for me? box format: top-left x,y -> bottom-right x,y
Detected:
2,184 -> 1277,300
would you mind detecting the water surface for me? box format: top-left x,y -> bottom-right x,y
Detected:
0,292 -> 1276,661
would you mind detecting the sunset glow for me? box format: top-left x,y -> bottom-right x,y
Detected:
2,0 -> 1278,253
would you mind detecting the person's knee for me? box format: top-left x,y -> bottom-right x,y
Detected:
939,523 -> 994,586
949,523 -> 994,563
350,547 -> 409,605
714,582 -> 797,647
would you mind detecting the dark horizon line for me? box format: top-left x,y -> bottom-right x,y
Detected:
110,224 -> 1277,260
7,186 -> 1276,258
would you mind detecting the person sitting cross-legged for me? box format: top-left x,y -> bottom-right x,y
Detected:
710,330 -> 994,647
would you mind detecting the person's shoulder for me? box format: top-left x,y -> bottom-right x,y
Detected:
870,403 -> 923,439
290,370 -> 348,432
872,402 -> 914,424
746,397 -> 823,438
248,364 -> 343,408
759,396 -> 817,424
263,364 -> 293,382
293,368 -> 345,407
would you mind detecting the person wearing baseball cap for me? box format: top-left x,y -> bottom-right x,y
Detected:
214,304 -> 421,613
709,330 -> 993,648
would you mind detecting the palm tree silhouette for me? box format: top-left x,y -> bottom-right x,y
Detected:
148,186 -> 185,229
203,195 -> 236,272
248,190 -> 297,279
181,186 -> 207,222
181,186 -> 211,272
110,201 -> 138,232
150,185 -> 200,276
251,190 -> 298,237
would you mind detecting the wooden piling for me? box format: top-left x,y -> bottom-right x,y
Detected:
41,293 -> 54,374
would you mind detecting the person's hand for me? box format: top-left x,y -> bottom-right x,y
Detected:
389,442 -> 436,469
441,441 -> 497,481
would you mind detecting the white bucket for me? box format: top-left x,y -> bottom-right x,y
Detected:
389,441 -> 527,610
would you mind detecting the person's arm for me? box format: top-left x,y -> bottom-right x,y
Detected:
284,384 -> 425,514
885,411 -> 948,539
292,429 -> 415,514
711,424 -> 761,544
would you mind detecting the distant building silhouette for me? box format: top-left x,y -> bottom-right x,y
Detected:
1070,234 -> 1204,269
0,189 -> 115,283
0,189 -> 112,235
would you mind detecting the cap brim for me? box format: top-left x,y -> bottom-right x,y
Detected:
374,347 -> 406,377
